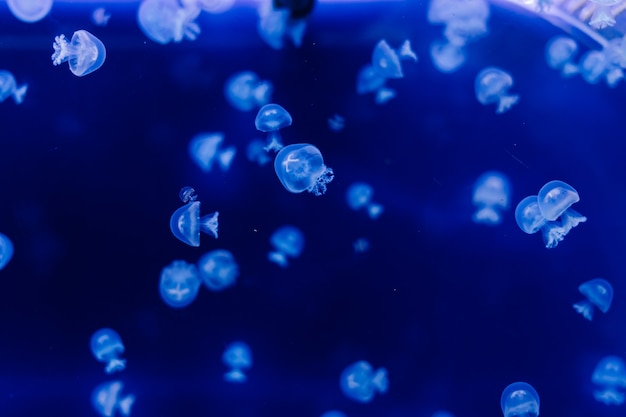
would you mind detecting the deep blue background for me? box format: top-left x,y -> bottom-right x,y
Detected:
0,1 -> 625,416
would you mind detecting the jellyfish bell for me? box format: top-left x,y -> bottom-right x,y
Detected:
274,143 -> 334,196
255,103 -> 292,152
169,201 -> 219,247
536,180 -> 580,221
573,278 -> 613,320
500,382 -> 540,417
475,66 -> 519,114
7,0 -> 53,23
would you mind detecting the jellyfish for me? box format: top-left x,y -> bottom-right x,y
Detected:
339,360 -> 388,403
472,171 -> 510,225
0,71 -> 27,105
159,260 -> 201,308
91,381 -> 135,417
579,50 -> 608,84
353,237 -> 370,253
224,71 -> 273,112
0,233 -> 14,271
268,225 -> 304,268
545,36 -> 579,77
196,0 -> 236,14
92,7 -> 111,26
430,40 -> 466,74
274,143 -> 334,196
90,328 -> 127,374
320,412 -> 347,417
188,132 -> 236,173
255,103 -> 292,152
515,195 -> 571,249
536,180 -> 587,233
573,278 -> 613,320
51,30 -> 106,77
428,0 -> 490,47
137,0 -> 201,45
197,249 -> 239,291
222,342 -> 252,383
327,114 -> 345,132
246,139 -> 272,166
500,382 -> 539,417
7,0 -> 53,23
170,199 -> 219,247
356,65 -> 387,95
179,186 -> 197,204
589,0 -> 621,29
371,39 -> 417,79
592,355 -> 626,405
257,0 -> 311,49
346,182 -> 383,219
475,67 -> 519,114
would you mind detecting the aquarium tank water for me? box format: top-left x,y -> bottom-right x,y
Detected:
1,0 -> 626,416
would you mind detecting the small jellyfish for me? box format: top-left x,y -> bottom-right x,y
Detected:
375,87 -> 396,104
159,260 -> 201,308
179,186 -> 197,203
500,382 -> 539,417
222,341 -> 252,383
371,39 -> 417,79
430,40 -> 466,74
7,0 -> 53,23
356,65 -> 386,95
255,103 -> 292,152
537,180 -> 587,232
0,71 -> 27,105
197,249 -> 239,291
472,171 -> 510,225
92,7 -> 111,26
0,233 -> 14,271
545,36 -> 579,77
246,139 -> 272,166
51,30 -> 106,77
224,71 -> 273,112
346,182 -> 383,219
515,195 -> 579,249
353,237 -> 370,253
328,114 -> 345,132
475,67 -> 519,114
188,132 -> 236,172
274,143 -> 334,196
339,360 -> 388,403
579,50 -> 608,85
170,200 -> 219,247
91,381 -> 135,417
592,355 -> 626,405
573,278 -> 613,320
320,412 -> 347,417
137,0 -> 201,45
268,225 -> 304,267
90,328 -> 126,374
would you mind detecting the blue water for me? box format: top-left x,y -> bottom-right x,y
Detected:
1,1 -> 626,416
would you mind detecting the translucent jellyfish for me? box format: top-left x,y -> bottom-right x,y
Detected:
170,200 -> 219,247
536,181 -> 587,235
222,342 -> 252,383
579,50 -> 608,84
51,30 -> 106,77
328,114 -> 345,132
257,0 -> 309,49
179,186 -> 197,204
592,355 -> 626,405
500,382 -> 539,417
255,103 -> 292,153
274,143 -> 334,196
376,87 -> 396,104
428,0 -> 490,47
472,171 -> 510,225
371,39 -> 417,79
0,71 -> 27,105
346,182 -> 383,219
268,225 -> 304,268
91,381 -> 135,417
246,139 -> 272,166
545,36 -> 579,77
320,412 -> 347,417
353,237 -> 370,253
188,132 -> 236,173
137,0 -> 201,45
0,233 -> 14,271
475,67 -> 519,114
224,71 -> 273,112
197,249 -> 239,291
515,195 -> 571,249
90,328 -> 126,374
7,0 -> 53,23
573,278 -> 613,320
339,360 -> 388,403
430,40 -> 466,74
196,0 -> 235,14
589,0 -> 621,29
159,260 -> 201,308
356,65 -> 386,95
92,7 -> 111,26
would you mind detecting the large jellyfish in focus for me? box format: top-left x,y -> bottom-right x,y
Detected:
475,67 -> 519,114
90,328 -> 127,374
573,278 -> 613,320
222,341 -> 252,383
500,382 -> 539,417
472,171 -> 510,225
339,360 -> 388,403
274,143 -> 334,196
7,0 -> 53,23
137,0 -> 201,45
51,30 -> 106,77
592,355 -> 626,405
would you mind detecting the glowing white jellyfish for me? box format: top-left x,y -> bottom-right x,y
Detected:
475,67 -> 519,114
7,0 -> 53,23
274,143 -> 334,196
137,0 -> 201,45
51,30 -> 106,77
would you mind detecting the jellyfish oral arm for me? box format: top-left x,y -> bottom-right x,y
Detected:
51,35 -> 72,65
573,299 -> 594,320
104,358 -> 127,374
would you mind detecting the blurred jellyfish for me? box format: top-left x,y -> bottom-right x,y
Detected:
170,199 -> 219,247
257,0 -> 314,49
0,71 -> 27,105
475,67 -> 519,114
430,40 -> 466,73
340,360 -> 388,403
92,7 -> 111,26
222,341 -> 252,382
91,381 -> 135,417
51,30 -> 106,77
7,0 -> 53,23
328,114 -> 345,132
274,143 -> 334,196
515,195 -> 572,248
224,71 -> 273,112
573,278 -> 613,320
197,249 -> 239,291
179,186 -> 197,204
545,36 -> 579,77
592,355 -> 626,405
196,0 -> 235,13
500,382 -> 539,417
137,0 -> 201,45
346,182 -> 383,219
320,412 -> 347,417
0,233 -> 14,270
255,103 -> 292,152
472,171 -> 510,225
159,260 -> 201,308
536,180 -> 586,233
371,39 -> 417,79
268,225 -> 304,267
246,139 -> 272,166
353,237 -> 370,253
356,65 -> 387,95
90,328 -> 126,374
188,132 -> 236,172
428,0 -> 490,47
